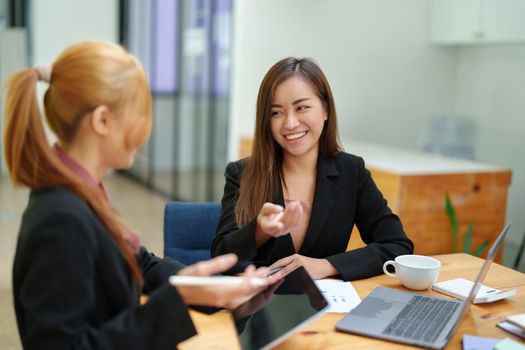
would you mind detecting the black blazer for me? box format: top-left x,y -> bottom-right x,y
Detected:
211,152 -> 414,281
13,186 -> 196,350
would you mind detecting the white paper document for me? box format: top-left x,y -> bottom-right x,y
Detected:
432,278 -> 517,304
314,279 -> 361,313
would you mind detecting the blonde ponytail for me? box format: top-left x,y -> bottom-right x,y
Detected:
3,42 -> 150,286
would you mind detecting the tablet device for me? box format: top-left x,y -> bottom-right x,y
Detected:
231,266 -> 329,350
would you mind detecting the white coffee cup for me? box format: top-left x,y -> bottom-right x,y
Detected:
383,255 -> 441,290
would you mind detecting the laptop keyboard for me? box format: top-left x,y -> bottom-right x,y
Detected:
382,295 -> 460,343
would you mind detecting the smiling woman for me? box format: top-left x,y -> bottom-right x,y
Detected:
211,57 -> 414,281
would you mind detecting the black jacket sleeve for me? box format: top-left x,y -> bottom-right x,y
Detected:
14,210 -> 196,350
139,247 -> 186,294
325,157 -> 414,281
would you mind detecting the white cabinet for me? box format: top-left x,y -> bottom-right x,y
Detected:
431,0 -> 525,44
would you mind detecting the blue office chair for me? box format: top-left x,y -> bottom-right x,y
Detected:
163,201 -> 221,266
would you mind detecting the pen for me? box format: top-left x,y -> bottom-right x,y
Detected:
267,266 -> 284,277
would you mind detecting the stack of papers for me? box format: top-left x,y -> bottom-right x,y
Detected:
507,314 -> 525,330
462,335 -> 500,350
494,338 -> 525,350
462,335 -> 525,350
314,279 -> 361,313
497,313 -> 525,340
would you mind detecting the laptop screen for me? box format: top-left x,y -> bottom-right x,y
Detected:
231,266 -> 329,350
446,221 -> 511,336
335,222 -> 512,349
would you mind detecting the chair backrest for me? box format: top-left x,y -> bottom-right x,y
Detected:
163,201 -> 221,266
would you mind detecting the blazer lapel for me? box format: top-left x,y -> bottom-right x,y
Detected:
299,156 -> 340,255
272,178 -> 296,259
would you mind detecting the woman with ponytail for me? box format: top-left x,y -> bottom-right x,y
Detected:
5,41 -> 274,350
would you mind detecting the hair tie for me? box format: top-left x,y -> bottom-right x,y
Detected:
34,64 -> 52,83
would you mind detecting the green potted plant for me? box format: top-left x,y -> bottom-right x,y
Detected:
445,192 -> 490,257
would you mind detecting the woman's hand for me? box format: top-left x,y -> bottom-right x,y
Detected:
256,201 -> 303,238
269,254 -> 338,280
176,254 -> 280,309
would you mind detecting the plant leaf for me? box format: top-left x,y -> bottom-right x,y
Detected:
473,240 -> 491,257
445,192 -> 459,252
463,223 -> 474,253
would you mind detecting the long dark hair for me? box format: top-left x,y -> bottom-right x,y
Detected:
235,57 -> 342,226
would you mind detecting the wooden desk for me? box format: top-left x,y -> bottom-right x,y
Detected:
179,254 -> 525,349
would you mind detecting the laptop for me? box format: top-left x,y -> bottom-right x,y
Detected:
336,222 -> 511,349
231,266 -> 329,350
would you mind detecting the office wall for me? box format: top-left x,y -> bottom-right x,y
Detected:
31,0 -> 118,65
230,0 -> 524,263
27,0 -> 118,158
0,2 -> 7,28
0,1 -> 117,173
455,45 -> 525,260
229,0 -> 458,159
